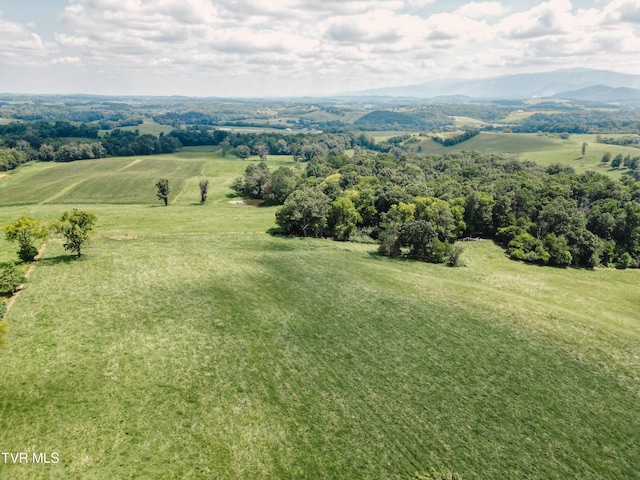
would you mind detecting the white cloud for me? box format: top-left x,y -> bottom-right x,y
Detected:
0,0 -> 639,96
51,56 -> 82,65
455,2 -> 510,19
498,0 -> 574,39
404,0 -> 435,8
0,13 -> 56,64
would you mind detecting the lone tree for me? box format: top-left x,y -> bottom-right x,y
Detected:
3,216 -> 49,262
256,142 -> 269,161
199,179 -> 209,204
54,209 -> 97,258
156,178 -> 170,206
234,145 -> 251,160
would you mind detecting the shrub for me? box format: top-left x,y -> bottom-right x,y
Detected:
616,252 -> 632,269
447,245 -> 465,267
0,262 -> 25,295
19,244 -> 39,263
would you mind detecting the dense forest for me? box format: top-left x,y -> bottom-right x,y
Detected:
233,150 -> 640,269
508,111 -> 640,134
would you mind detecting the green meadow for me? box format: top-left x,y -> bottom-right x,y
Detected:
0,147 -> 638,479
414,132 -> 639,178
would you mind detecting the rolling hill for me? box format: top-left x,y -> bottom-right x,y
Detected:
348,68 -> 640,100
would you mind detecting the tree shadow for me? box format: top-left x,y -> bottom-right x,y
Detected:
37,255 -> 78,266
267,227 -> 285,236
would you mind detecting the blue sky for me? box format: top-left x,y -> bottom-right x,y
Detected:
0,0 -> 638,96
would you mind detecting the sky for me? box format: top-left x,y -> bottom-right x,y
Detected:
0,0 -> 639,97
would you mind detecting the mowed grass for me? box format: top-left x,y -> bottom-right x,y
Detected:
0,149 -> 638,479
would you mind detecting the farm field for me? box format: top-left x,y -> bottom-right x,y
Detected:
0,148 -> 638,479
120,119 -> 174,136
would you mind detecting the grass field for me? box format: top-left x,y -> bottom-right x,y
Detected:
414,132 -> 638,178
0,148 -> 638,479
120,119 -> 174,136
452,116 -> 489,128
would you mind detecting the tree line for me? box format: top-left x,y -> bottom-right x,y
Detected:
507,111 -> 640,134
0,121 -> 184,167
431,129 -> 479,146
0,120 -> 387,172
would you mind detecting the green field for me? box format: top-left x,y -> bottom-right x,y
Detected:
0,148 -> 638,479
452,116 -> 489,128
120,119 -> 174,136
414,132 -> 638,178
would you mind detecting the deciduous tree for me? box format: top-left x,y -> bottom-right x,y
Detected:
234,145 -> 251,159
256,142 -> 269,161
275,187 -> 329,237
54,209 -> 97,258
199,179 -> 209,204
327,196 -> 361,241
156,178 -> 170,206
3,216 -> 49,262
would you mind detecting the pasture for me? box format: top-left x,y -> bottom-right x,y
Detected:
0,148 -> 638,479
413,132 -> 639,178
120,119 -> 174,137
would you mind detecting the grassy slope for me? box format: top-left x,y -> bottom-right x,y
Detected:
414,132 -> 639,178
0,148 -> 638,479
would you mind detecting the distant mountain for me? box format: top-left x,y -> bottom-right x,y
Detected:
348,69 -> 640,100
552,85 -> 640,102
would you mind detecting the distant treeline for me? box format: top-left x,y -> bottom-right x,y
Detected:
432,129 -> 479,146
0,121 -> 99,145
506,111 -> 640,134
353,109 -> 450,131
167,128 -> 383,159
0,120 -> 389,170
0,121 -> 182,166
596,135 -> 640,146
153,111 -> 219,125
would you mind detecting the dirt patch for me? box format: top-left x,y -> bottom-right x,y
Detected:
0,174 -> 7,179
229,199 -> 265,206
104,234 -> 138,241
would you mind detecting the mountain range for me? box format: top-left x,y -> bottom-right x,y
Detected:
348,69 -> 640,101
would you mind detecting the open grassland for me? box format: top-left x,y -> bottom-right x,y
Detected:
452,116 -> 489,128
497,110 -> 561,123
0,148 -> 638,479
414,132 -> 638,178
120,119 -> 174,136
